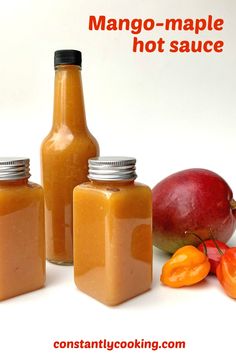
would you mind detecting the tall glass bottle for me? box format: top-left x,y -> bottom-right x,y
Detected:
41,49 -> 99,265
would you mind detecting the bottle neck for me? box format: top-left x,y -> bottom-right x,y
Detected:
52,65 -> 88,133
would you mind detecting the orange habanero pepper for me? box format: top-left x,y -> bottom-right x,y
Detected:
216,247 -> 236,298
161,245 -> 210,288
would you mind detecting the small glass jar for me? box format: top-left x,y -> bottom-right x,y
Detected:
73,157 -> 152,306
0,158 -> 45,301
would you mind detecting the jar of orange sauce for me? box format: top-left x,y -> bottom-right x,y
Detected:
0,158 -> 45,301
73,157 -> 152,306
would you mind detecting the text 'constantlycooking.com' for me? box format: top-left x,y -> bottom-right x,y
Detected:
53,339 -> 186,351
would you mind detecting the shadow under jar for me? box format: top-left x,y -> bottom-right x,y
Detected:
0,158 -> 45,301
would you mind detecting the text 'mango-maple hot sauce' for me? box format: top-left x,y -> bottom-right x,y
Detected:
73,157 -> 152,306
0,158 -> 45,301
41,50 -> 99,265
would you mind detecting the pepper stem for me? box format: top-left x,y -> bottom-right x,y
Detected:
185,231 -> 203,242
185,231 -> 208,255
209,228 -> 223,256
201,240 -> 208,256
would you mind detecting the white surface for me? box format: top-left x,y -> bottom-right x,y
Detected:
0,0 -> 236,362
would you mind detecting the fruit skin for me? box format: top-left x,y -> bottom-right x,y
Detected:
198,240 -> 229,275
216,247 -> 236,298
152,169 -> 236,254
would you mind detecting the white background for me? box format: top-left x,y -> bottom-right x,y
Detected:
0,1 -> 236,362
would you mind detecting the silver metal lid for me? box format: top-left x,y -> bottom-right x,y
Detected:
88,157 -> 137,181
0,157 -> 30,180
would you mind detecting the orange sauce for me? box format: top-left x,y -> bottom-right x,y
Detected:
0,179 -> 45,301
41,64 -> 99,265
73,180 -> 152,305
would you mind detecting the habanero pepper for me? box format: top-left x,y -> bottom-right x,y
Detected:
161,245 -> 210,288
216,247 -> 236,298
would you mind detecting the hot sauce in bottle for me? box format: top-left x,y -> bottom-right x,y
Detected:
41,50 -> 99,265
